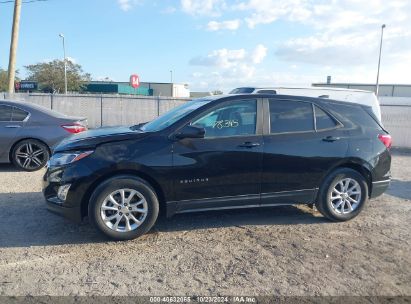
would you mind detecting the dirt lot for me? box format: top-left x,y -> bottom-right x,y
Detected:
0,152 -> 410,297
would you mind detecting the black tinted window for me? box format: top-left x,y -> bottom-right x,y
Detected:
256,90 -> 277,94
12,107 -> 29,121
327,103 -> 381,130
0,105 -> 13,121
315,105 -> 337,130
192,99 -> 257,137
269,99 -> 314,133
229,88 -> 255,94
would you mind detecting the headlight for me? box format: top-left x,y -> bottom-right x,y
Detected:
49,151 -> 94,166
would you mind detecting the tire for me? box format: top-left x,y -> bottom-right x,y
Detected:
315,168 -> 368,222
12,139 -> 50,172
89,176 -> 159,241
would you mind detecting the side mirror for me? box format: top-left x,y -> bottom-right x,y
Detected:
175,125 -> 205,139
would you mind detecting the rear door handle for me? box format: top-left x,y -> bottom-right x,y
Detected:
323,136 -> 340,142
238,142 -> 261,148
5,125 -> 21,128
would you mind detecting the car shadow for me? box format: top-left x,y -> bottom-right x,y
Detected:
0,192 -> 328,248
0,163 -> 23,173
154,204 -> 327,233
386,179 -> 411,201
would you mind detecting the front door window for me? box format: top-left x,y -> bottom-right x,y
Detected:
191,99 -> 257,138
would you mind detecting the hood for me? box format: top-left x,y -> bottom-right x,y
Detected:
54,126 -> 148,152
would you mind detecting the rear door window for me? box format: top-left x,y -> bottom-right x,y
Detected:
0,105 -> 13,121
12,107 -> 29,121
269,99 -> 314,133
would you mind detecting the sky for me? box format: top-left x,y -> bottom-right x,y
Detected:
0,0 -> 410,92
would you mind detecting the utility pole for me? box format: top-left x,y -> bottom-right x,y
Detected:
59,33 -> 68,94
169,70 -> 173,97
376,24 -> 386,97
7,0 -> 22,94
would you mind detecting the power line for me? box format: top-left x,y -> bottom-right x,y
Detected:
0,0 -> 51,3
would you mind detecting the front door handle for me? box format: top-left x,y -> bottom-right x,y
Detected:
238,142 -> 260,148
323,136 -> 340,142
5,125 -> 21,128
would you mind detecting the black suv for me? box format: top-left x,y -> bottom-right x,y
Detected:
43,94 -> 391,240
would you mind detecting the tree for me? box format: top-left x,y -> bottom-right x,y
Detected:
212,90 -> 223,95
0,68 -> 20,92
25,59 -> 91,93
0,69 -> 8,92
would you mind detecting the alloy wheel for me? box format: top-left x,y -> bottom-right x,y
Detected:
15,142 -> 47,170
330,178 -> 362,214
100,189 -> 148,232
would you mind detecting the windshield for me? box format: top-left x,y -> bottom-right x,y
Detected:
229,87 -> 255,94
141,98 -> 213,132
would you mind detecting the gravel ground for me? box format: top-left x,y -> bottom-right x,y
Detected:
0,152 -> 410,296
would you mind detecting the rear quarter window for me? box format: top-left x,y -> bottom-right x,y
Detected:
325,102 -> 382,130
314,105 -> 338,130
12,107 -> 29,121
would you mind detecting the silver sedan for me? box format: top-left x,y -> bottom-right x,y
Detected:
0,100 -> 87,171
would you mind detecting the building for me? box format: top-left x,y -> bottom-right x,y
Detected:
86,82 -> 152,96
190,91 -> 213,98
312,83 -> 411,98
85,81 -> 190,98
143,82 -> 190,98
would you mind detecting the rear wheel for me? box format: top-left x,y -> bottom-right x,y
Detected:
89,176 -> 159,240
12,139 -> 50,171
315,168 -> 368,221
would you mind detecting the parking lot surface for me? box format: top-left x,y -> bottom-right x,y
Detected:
0,151 -> 410,296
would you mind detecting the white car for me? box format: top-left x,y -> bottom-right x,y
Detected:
229,86 -> 382,122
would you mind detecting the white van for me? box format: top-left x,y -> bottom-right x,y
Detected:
229,86 -> 382,122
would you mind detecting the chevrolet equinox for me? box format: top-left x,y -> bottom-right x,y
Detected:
43,94 -> 392,240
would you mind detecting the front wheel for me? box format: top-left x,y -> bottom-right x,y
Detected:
89,176 -> 159,240
315,168 -> 368,222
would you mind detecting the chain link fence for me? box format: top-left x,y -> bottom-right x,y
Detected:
1,93 -> 410,148
1,92 -> 189,128
380,97 -> 411,149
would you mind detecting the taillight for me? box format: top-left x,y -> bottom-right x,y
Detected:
378,134 -> 392,149
61,123 -> 87,134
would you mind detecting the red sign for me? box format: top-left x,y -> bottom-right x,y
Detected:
130,74 -> 140,89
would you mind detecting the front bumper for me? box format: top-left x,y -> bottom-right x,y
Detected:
370,179 -> 390,198
42,163 -> 95,223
